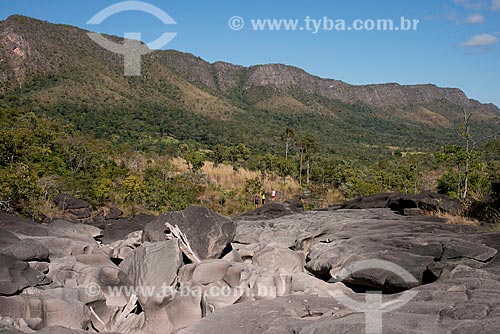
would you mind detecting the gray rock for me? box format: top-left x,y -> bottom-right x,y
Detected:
90,214 -> 154,244
0,288 -> 90,330
144,206 -> 236,260
236,202 -> 303,221
141,292 -> 202,334
109,231 -> 143,260
47,220 -> 102,242
37,327 -> 93,334
23,236 -> 102,260
0,238 -> 49,262
236,209 -> 494,293
179,266 -> 500,334
0,255 -> 50,296
387,191 -> 461,215
119,240 -> 183,305
336,193 -> 397,209
331,192 -> 461,215
0,213 -> 48,236
105,208 -> 123,220
252,247 -> 305,273
4,205 -> 500,334
53,194 -> 90,211
191,260 -> 231,285
492,180 -> 500,195
52,194 -> 92,220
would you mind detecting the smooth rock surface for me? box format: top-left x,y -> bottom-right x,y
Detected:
119,240 -> 183,305
3,206 -> 500,334
143,206 -> 236,260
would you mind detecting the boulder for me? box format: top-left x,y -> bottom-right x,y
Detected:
104,207 -> 123,220
0,237 -> 49,262
109,231 -> 143,261
338,193 -> 398,209
0,229 -> 50,262
4,202 -> 500,334
0,288 -> 90,330
235,208 -> 492,293
53,194 -> 90,211
290,272 -> 353,297
252,247 -> 305,273
35,327 -> 93,334
140,292 -> 202,334
0,213 -> 48,236
47,220 -> 102,242
179,266 -> 500,334
23,236 -> 103,260
387,192 -> 461,215
52,194 -> 92,220
283,198 -> 304,213
90,214 -> 154,244
45,254 -> 125,300
0,255 -> 51,296
0,230 -> 20,247
119,240 -> 183,306
144,206 -> 235,260
191,260 -> 231,285
331,192 -> 461,215
236,201 -> 303,221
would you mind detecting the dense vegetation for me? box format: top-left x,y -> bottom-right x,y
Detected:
1,106 -> 498,222
0,108 -> 202,216
1,15 -> 497,161
0,15 -> 499,221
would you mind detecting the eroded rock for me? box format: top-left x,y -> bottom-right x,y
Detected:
144,206 -> 236,260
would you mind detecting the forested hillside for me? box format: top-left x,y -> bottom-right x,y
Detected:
0,15 -> 499,220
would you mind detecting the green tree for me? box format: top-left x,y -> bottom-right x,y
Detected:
436,144 -> 488,199
281,127 -> 295,160
298,134 -> 318,186
228,144 -> 251,171
275,156 -> 296,178
454,108 -> 500,199
92,178 -> 114,203
121,175 -> 146,204
0,163 -> 43,216
180,144 -> 205,173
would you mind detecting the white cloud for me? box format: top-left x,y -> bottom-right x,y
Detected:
462,33 -> 499,47
455,0 -> 500,11
424,6 -> 459,22
465,13 -> 486,23
492,0 -> 500,11
453,0 -> 488,10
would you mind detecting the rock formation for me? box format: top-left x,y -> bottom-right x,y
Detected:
1,203 -> 500,333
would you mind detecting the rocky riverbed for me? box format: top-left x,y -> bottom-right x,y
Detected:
1,200 -> 500,334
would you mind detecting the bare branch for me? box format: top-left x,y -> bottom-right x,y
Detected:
165,222 -> 201,263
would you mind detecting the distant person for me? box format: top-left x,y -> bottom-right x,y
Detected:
261,193 -> 266,205
271,190 -> 276,201
254,195 -> 259,208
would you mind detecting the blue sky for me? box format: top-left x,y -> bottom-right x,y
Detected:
1,0 -> 499,106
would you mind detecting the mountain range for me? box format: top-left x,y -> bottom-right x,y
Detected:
1,15 -> 499,157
